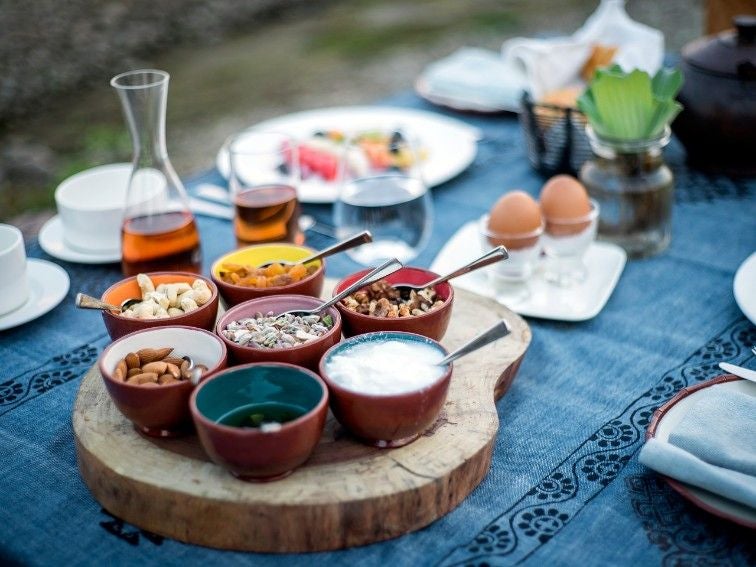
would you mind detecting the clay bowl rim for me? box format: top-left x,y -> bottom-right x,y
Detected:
332,266 -> 455,323
100,271 -> 219,325
99,325 -> 228,391
190,361 -> 329,436
210,242 -> 325,295
216,294 -> 342,356
319,330 -> 453,400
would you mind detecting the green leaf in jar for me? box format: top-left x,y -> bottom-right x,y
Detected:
577,66 -> 683,140
321,314 -> 334,328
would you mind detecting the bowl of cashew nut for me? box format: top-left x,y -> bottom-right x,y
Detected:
100,272 -> 220,340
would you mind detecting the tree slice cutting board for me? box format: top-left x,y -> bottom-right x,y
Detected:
73,282 -> 531,552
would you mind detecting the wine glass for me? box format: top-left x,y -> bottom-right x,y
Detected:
227,131 -> 302,246
332,129 -> 432,265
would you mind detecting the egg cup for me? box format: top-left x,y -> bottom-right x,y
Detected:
478,214 -> 543,302
541,199 -> 599,287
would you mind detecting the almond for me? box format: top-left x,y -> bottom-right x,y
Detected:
139,381 -> 160,388
125,352 -> 141,369
141,361 -> 168,375
127,368 -> 142,378
165,363 -> 181,379
131,372 -> 158,385
113,359 -> 127,381
137,347 -> 173,364
162,356 -> 185,366
158,374 -> 180,385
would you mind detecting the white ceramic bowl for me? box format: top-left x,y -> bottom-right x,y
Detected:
54,163 -> 162,253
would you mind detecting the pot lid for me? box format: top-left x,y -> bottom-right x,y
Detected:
683,15 -> 756,79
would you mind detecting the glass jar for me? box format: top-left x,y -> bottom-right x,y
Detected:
579,127 -> 674,258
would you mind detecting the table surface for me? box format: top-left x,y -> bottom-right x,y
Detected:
1,91 -> 755,566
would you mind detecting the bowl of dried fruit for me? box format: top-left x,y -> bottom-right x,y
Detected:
100,272 -> 220,340
210,243 -> 325,307
98,326 -> 228,437
216,294 -> 342,371
332,266 -> 454,341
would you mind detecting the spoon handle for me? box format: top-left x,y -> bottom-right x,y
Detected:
425,246 -> 509,288
319,258 -> 403,312
299,230 -> 373,265
438,319 -> 511,366
75,293 -> 120,312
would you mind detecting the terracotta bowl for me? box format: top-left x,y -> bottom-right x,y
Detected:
191,362 -> 328,481
333,266 -> 454,341
211,243 -> 325,307
101,272 -> 219,340
216,294 -> 342,371
99,326 -> 228,437
319,331 -> 452,448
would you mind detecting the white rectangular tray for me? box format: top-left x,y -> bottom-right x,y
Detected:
431,221 -> 626,322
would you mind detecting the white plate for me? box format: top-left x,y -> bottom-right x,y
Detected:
38,216 -> 120,264
415,76 -> 519,114
430,221 -> 626,322
0,259 -> 70,331
216,106 -> 480,203
651,377 -> 756,528
734,252 -> 756,326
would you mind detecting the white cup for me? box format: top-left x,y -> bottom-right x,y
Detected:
54,163 -> 162,253
0,224 -> 30,316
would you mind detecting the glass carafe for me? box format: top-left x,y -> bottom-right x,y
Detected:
111,69 -> 201,276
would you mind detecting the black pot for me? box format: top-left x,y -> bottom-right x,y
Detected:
673,16 -> 756,176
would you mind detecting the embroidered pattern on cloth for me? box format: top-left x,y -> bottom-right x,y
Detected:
626,474 -> 755,567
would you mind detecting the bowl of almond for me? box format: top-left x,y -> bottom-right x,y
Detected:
98,326 -> 228,437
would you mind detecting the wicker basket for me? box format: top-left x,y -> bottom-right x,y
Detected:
519,92 -> 592,176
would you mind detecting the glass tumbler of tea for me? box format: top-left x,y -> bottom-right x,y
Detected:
227,131 -> 302,246
333,129 -> 432,265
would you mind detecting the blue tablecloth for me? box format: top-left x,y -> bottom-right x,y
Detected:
1,92 -> 755,566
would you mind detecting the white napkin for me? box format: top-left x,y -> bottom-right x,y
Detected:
420,47 -> 526,110
502,0 -> 664,99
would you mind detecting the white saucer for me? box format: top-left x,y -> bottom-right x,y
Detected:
39,215 -> 120,264
430,221 -> 626,322
733,252 -> 756,326
0,259 -> 70,331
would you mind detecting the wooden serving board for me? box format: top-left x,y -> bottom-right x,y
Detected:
73,283 -> 531,552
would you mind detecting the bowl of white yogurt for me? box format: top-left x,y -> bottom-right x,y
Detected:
319,331 -> 451,447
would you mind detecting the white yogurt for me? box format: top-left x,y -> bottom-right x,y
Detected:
325,339 -> 446,395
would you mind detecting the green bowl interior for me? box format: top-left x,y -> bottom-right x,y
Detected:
196,365 -> 324,425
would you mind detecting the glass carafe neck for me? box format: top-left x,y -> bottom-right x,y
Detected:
111,69 -> 169,164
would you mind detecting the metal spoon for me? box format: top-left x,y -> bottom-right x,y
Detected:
392,246 -> 508,299
279,257 -> 403,318
182,356 -> 208,386
257,230 -> 372,268
437,319 -> 511,366
75,293 -> 142,313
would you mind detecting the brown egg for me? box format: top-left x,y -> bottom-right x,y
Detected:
539,175 -> 592,236
486,191 -> 542,250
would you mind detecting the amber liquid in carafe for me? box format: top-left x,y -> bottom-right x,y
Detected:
233,184 -> 303,245
121,211 -> 202,276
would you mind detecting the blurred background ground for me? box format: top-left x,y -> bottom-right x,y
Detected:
0,0 -> 703,237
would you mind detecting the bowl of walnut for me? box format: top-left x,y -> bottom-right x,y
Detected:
332,266 -> 454,341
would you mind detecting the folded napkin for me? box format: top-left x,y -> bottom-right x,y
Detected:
502,0 -> 664,99
419,47 -> 526,110
639,387 -> 756,510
